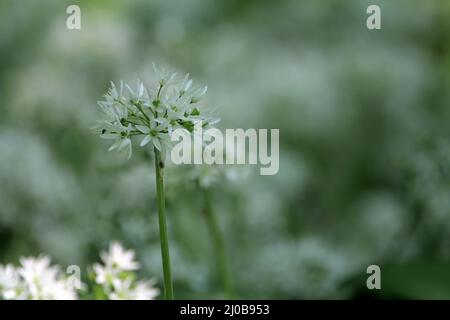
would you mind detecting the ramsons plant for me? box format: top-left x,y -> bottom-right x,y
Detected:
0,257 -> 77,300
0,242 -> 158,300
92,65 -> 218,299
89,242 -> 159,300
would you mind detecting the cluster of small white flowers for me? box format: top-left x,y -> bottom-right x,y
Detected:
0,264 -> 22,300
0,243 -> 158,300
93,64 -> 219,159
0,256 -> 77,300
92,242 -> 159,300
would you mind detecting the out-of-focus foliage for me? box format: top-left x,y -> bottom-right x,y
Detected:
0,0 -> 449,298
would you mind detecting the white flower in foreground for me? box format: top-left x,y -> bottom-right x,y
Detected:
92,263 -> 114,285
92,242 -> 159,300
93,242 -> 139,285
1,257 -> 80,300
0,264 -> 24,300
100,242 -> 140,271
0,244 -> 157,300
108,279 -> 159,300
108,279 -> 134,300
18,256 -> 78,300
132,280 -> 160,300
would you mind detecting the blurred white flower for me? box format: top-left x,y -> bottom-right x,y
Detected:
0,256 -> 79,300
132,280 -> 160,300
0,244 -> 157,300
100,242 -> 140,271
92,264 -> 115,285
0,264 -> 24,300
18,256 -> 78,300
108,279 -> 134,300
93,242 -> 139,285
109,279 -> 159,300
92,242 -> 159,300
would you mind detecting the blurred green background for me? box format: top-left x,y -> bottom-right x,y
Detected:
1,0 -> 450,299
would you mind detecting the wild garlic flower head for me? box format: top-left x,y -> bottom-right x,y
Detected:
93,65 -> 219,159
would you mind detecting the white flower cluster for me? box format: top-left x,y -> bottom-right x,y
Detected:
0,242 -> 158,300
0,256 -> 77,300
93,65 -> 219,159
92,242 -> 159,300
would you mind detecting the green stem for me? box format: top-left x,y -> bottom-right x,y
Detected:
154,148 -> 174,299
157,84 -> 163,99
134,101 -> 150,122
202,188 -> 235,299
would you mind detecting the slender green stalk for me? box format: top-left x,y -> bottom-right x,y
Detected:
154,148 -> 174,300
202,188 -> 235,299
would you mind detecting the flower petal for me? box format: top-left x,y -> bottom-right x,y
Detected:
117,138 -> 131,151
184,79 -> 192,91
138,81 -> 144,97
108,140 -> 122,151
100,133 -> 118,140
199,86 -> 208,96
136,125 -> 150,134
125,83 -> 135,96
126,142 -> 132,159
140,135 -> 152,147
152,138 -> 162,151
